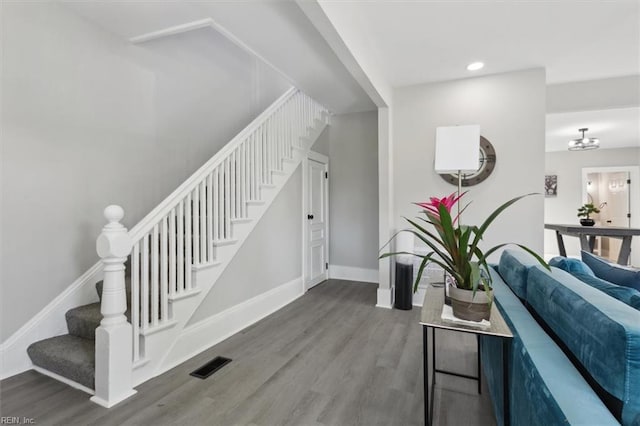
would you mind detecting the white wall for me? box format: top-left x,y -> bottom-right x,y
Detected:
188,167 -> 302,324
547,75 -> 640,113
0,3 -> 290,341
544,147 -> 640,264
392,69 -> 546,260
326,111 -> 379,273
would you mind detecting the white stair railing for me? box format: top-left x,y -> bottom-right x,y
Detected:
95,88 -> 328,404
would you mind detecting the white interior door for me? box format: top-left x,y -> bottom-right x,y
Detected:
583,166 -> 638,266
305,157 -> 328,289
599,171 -> 630,261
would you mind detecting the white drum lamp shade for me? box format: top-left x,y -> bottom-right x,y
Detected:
395,230 -> 414,265
434,125 -> 481,174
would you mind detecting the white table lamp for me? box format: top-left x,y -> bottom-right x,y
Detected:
434,125 -> 481,218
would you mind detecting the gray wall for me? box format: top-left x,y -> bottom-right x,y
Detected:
189,167 -> 302,324
324,111 -> 379,271
544,147 -> 640,261
1,3 -> 290,341
392,69 -> 547,259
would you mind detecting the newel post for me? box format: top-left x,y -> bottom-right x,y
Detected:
90,205 -> 137,408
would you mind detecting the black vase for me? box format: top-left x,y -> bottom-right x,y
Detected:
580,218 -> 595,226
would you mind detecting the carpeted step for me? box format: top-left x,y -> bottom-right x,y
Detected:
66,303 -> 132,340
27,334 -> 95,390
66,303 -> 102,340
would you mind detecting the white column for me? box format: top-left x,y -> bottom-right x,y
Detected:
377,107 -> 394,308
90,205 -> 137,408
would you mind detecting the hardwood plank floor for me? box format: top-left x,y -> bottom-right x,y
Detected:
0,280 -> 496,425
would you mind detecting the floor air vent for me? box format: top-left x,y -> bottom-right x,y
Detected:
190,356 -> 232,379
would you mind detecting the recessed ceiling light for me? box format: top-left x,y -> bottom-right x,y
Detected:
467,62 -> 484,71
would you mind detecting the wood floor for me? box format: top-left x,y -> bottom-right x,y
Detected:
0,280 -> 496,425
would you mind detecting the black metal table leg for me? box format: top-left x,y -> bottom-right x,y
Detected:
432,327 -> 436,385
477,334 -> 482,395
555,230 -> 567,256
423,326 -> 430,426
503,338 -> 510,426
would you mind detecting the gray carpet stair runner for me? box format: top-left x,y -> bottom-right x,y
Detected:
27,278 -> 131,390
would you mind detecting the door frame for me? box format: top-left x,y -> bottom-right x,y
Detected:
582,165 -> 640,265
302,151 -> 330,291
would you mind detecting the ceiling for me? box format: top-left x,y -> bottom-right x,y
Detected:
546,107 -> 640,152
62,0 -> 640,153
317,0 -> 640,87
62,1 -> 376,114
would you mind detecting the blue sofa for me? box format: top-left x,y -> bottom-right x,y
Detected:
481,249 -> 640,425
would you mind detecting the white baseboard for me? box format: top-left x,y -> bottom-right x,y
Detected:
329,264 -> 378,284
159,276 -> 304,373
376,287 -> 393,309
0,264 -> 102,380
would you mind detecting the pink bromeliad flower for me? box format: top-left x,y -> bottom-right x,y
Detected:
415,191 -> 465,223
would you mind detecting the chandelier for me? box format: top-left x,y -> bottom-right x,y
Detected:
568,128 -> 599,151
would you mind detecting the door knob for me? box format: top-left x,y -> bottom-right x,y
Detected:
307,214 -> 314,220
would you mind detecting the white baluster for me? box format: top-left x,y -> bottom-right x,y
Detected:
230,151 -> 236,220
193,188 -> 200,263
160,217 -> 168,322
169,209 -> 176,297
277,113 -> 281,169
240,142 -> 246,218
185,193 -> 192,290
177,201 -> 184,293
207,173 -> 213,261
132,241 -> 140,362
151,224 -> 159,327
91,205 -> 137,408
213,167 -> 220,241
141,234 -> 149,330
224,157 -> 230,238
257,128 -> 263,195
287,100 -> 293,156
199,182 -> 206,260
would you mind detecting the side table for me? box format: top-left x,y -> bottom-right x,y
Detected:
420,285 -> 513,425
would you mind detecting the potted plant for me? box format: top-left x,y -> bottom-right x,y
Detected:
381,191 -> 548,322
577,203 -> 600,226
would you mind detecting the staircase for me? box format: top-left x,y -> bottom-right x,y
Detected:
26,88 -> 329,406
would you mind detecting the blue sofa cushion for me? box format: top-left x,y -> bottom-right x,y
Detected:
582,250 -> 640,291
481,268 -> 618,425
549,256 -> 595,276
527,266 -> 640,425
498,250 -> 541,300
572,272 -> 640,311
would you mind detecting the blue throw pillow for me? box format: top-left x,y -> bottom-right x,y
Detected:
573,272 -> 640,311
549,256 -> 595,276
581,250 -> 640,291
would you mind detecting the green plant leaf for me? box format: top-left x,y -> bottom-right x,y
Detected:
403,218 -> 458,271
470,261 -> 481,295
477,243 -> 549,272
379,251 -> 422,260
413,253 -> 433,293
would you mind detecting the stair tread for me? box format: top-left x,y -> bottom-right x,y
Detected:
27,334 -> 95,390
66,303 -> 131,340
